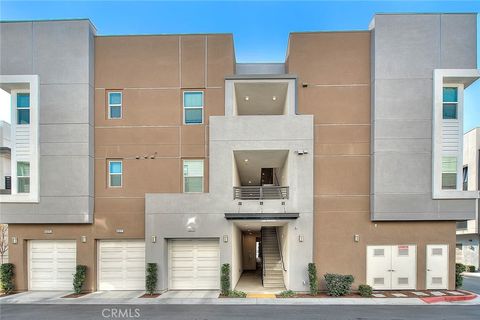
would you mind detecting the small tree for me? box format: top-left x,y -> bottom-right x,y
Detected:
221,263 -> 231,296
146,263 -> 158,295
0,263 -> 14,294
73,265 -> 87,294
0,224 -> 8,264
308,263 -> 319,295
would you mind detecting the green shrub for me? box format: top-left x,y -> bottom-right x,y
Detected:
358,284 -> 372,297
308,263 -> 319,295
467,265 -> 476,272
0,263 -> 14,294
456,263 -> 467,288
228,290 -> 246,298
73,265 -> 87,294
278,290 -> 296,298
146,263 -> 158,295
221,263 -> 231,296
324,273 -> 354,296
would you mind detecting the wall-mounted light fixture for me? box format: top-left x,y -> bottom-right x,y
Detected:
116,228 -> 124,234
302,83 -> 308,88
44,229 -> 53,234
151,235 -> 157,243
244,96 -> 249,101
259,201 -> 264,205
298,235 -> 304,242
81,236 -> 87,243
223,235 -> 229,243
11,237 -> 17,244
354,234 -> 360,242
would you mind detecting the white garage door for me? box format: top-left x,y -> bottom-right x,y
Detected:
28,240 -> 76,290
98,240 -> 145,290
367,245 -> 416,290
169,239 -> 220,290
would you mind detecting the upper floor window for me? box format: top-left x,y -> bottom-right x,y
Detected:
108,160 -> 122,187
17,161 -> 30,193
108,92 -> 122,119
463,166 -> 468,191
441,156 -> 457,190
183,159 -> 204,192
17,93 -> 30,125
183,91 -> 203,124
442,87 -> 458,119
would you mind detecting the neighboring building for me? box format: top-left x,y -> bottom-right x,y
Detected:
456,128 -> 480,270
0,120 -> 11,194
0,13 -> 478,292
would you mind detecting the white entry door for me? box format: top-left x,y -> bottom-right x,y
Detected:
28,240 -> 76,290
426,244 -> 449,289
168,239 -> 220,290
98,240 -> 145,290
367,245 -> 416,290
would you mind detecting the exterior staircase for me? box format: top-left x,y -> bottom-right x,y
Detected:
261,227 -> 286,288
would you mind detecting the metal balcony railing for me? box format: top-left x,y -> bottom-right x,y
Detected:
233,186 -> 289,200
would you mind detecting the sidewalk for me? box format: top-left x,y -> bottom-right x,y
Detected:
0,290 -> 478,305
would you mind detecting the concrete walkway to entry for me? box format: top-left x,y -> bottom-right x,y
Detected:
234,271 -> 285,294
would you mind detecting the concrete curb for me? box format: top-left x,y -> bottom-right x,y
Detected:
420,291 -> 477,304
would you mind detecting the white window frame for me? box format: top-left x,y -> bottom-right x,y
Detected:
16,161 -> 30,193
183,91 -> 204,125
15,91 -> 31,126
108,91 -> 123,120
183,159 -> 204,193
0,75 -> 39,203
108,160 -> 123,188
432,69 -> 480,199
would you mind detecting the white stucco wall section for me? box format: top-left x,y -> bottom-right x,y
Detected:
432,69 -> 480,200
0,75 -> 39,203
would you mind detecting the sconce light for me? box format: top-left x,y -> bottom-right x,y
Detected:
223,235 -> 229,243
135,156 -> 140,160
81,236 -> 87,243
151,235 -> 157,243
354,234 -> 360,242
298,235 -> 304,242
259,201 -> 264,205
12,237 -> 17,244
302,83 -> 308,88
116,228 -> 124,234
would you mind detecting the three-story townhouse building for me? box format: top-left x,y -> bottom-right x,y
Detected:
0,13 -> 478,292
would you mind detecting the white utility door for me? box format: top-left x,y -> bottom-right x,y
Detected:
367,246 -> 392,290
367,245 -> 416,290
28,240 -> 76,290
98,240 -> 145,290
426,244 -> 449,289
391,245 -> 416,289
168,239 -> 220,290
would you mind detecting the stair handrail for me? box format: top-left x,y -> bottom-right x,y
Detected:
275,227 -> 287,272
261,229 -> 265,285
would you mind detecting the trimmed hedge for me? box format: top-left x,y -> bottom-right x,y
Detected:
358,284 -> 372,297
146,263 -> 158,295
0,263 -> 14,294
467,265 -> 476,273
456,263 -> 467,288
308,263 -> 319,295
73,265 -> 87,294
278,290 -> 296,298
324,273 -> 354,296
228,290 -> 246,298
221,263 -> 231,296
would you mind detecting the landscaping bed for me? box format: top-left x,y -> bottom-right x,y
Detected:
139,293 -> 162,298
62,292 -> 90,298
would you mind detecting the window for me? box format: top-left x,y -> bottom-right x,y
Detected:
442,156 -> 457,189
443,87 -> 458,119
17,161 -> 30,193
463,166 -> 468,191
108,92 -> 122,119
183,91 -> 204,124
456,221 -> 468,230
108,160 -> 122,187
17,93 -> 30,125
183,159 -> 204,192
